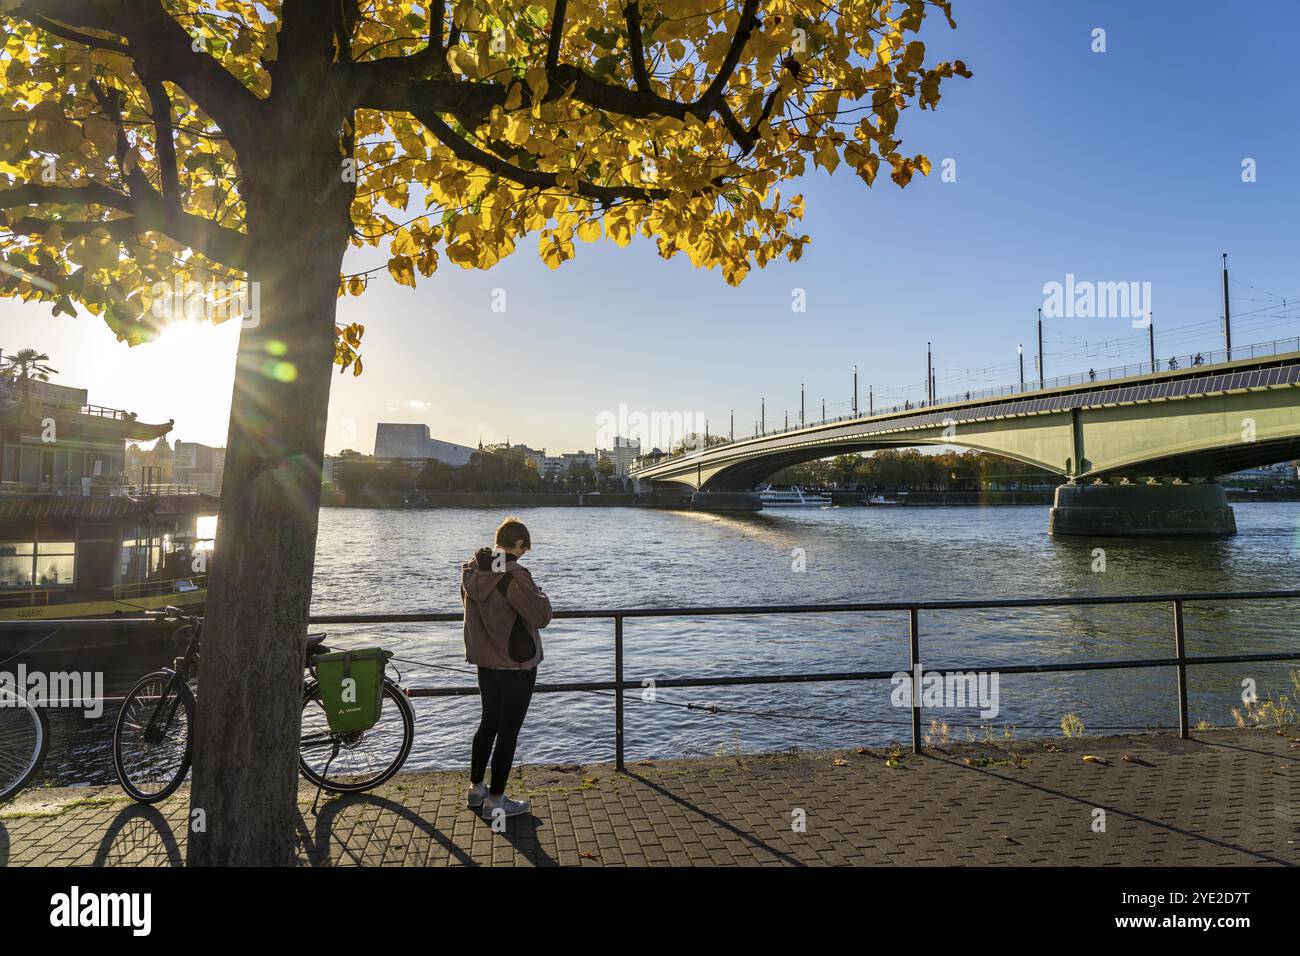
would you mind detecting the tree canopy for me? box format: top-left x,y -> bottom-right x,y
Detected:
1,0 -> 969,346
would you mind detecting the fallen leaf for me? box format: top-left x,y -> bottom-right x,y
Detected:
1082,754 -> 1107,764
832,758 -> 849,767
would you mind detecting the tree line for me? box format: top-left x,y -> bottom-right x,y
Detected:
769,449 -> 1065,491
330,444 -> 618,499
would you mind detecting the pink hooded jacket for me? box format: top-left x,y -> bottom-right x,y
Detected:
461,548 -> 552,670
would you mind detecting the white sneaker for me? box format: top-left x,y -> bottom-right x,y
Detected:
480,793 -> 530,820
467,782 -> 488,809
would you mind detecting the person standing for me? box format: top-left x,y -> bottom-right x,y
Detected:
460,516 -> 552,820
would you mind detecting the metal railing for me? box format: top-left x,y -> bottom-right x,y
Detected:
638,335 -> 1300,470
5,589 -> 1296,768
309,588 -> 1300,768
0,481 -> 201,497
0,389 -> 140,422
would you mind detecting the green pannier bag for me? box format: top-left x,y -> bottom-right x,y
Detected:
314,648 -> 392,734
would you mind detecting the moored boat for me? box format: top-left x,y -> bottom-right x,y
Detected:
0,370 -> 216,654
758,485 -> 833,507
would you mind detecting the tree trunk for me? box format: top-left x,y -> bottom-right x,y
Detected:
187,193 -> 348,865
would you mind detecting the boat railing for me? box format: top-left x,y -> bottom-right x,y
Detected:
0,482 -> 203,497
0,588 -> 54,609
110,575 -> 208,600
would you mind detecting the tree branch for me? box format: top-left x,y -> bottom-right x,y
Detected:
273,0 -> 338,81
87,77 -> 132,171
416,109 -> 667,203
351,0 -> 766,154
5,214 -> 140,244
546,0 -> 568,71
0,183 -> 253,272
622,2 -> 651,92
701,0 -> 760,105
140,76 -> 181,202
25,12 -> 128,53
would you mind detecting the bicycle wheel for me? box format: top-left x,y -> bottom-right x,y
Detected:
0,688 -> 49,803
113,671 -> 193,803
299,680 -> 414,793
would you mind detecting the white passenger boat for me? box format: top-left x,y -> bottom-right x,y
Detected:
758,485 -> 832,507
865,494 -> 908,506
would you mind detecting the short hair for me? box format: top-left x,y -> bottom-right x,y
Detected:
494,516 -> 531,549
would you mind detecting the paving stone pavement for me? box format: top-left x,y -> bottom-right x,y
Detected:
1,728 -> 1295,866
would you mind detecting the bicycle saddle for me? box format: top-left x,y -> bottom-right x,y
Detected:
305,633 -> 329,656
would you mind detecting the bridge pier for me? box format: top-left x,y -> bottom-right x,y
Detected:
690,491 -> 762,512
1048,482 -> 1236,537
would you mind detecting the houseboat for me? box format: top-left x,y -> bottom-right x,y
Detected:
0,373 -> 215,654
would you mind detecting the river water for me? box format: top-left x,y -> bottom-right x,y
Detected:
30,502 -> 1300,786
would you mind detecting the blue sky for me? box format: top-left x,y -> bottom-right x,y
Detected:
3,0 -> 1298,455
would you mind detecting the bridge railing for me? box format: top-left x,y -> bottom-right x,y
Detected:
639,335 -> 1300,469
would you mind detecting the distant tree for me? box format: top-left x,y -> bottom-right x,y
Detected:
595,458 -> 616,490
415,458 -> 455,492
570,460 -> 595,490
671,432 -> 729,455
2,347 -> 57,390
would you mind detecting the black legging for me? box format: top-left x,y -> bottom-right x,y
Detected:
471,667 -> 537,795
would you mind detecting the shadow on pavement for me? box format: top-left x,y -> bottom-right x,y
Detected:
92,803 -> 184,867
298,793 -> 480,866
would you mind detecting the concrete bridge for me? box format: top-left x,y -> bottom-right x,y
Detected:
631,346 -> 1300,535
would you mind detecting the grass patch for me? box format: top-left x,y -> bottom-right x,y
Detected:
0,794 -> 127,820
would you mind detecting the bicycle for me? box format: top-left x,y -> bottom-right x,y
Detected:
0,685 -> 49,803
112,607 -> 415,803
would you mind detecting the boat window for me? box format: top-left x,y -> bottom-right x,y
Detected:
0,540 -> 75,588
0,541 -> 36,588
35,541 -> 76,587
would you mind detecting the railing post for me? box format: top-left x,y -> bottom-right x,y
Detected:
908,607 -> 921,754
1173,600 -> 1189,738
614,615 -> 625,771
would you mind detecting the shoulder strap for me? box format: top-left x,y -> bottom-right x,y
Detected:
494,571 -> 513,596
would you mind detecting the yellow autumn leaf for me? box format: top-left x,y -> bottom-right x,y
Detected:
387,255 -> 416,287
391,227 -> 418,256
446,46 -> 478,78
